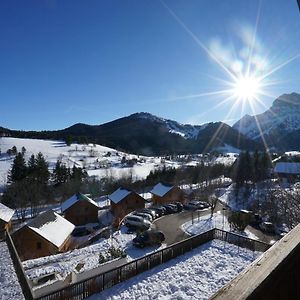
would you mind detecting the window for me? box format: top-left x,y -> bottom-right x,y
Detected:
37,242 -> 42,250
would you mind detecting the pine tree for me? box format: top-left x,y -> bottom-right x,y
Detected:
35,152 -> 50,184
8,152 -> 27,183
52,160 -> 69,185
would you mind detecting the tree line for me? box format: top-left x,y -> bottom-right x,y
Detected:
2,149 -> 87,220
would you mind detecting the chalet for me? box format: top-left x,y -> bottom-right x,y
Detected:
61,193 -> 99,226
12,210 -> 75,261
274,162 -> 300,183
109,187 -> 145,227
150,182 -> 185,205
0,203 -> 15,238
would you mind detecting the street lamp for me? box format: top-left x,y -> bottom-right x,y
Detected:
222,207 -> 227,230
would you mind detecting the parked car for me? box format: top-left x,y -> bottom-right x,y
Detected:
124,215 -> 151,230
151,207 -> 165,217
140,208 -> 158,219
174,202 -> 183,212
72,227 -> 91,237
184,201 -> 202,210
198,201 -> 210,209
259,221 -> 276,234
133,212 -> 153,222
133,229 -> 165,248
249,213 -> 262,227
163,204 -> 178,214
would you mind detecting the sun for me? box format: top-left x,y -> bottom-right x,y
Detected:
233,75 -> 261,102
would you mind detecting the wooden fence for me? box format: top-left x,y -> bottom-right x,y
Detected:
5,231 -> 34,300
6,228 -> 270,300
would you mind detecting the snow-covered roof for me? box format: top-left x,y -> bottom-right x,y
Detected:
61,193 -> 98,213
0,203 -> 15,223
150,183 -> 175,197
108,187 -> 132,204
27,210 -> 75,248
274,162 -> 300,175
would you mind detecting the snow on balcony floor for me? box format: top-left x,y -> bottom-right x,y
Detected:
0,242 -> 24,300
87,239 -> 262,300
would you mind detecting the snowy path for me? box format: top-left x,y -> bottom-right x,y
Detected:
87,240 -> 261,300
0,242 -> 24,300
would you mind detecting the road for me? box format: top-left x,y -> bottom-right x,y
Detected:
153,201 -> 224,245
152,201 -> 279,246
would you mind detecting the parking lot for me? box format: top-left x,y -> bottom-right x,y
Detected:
152,202 -> 224,245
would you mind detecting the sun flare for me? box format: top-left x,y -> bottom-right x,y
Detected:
233,75 -> 261,102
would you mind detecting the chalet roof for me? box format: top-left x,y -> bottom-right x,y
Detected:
0,203 -> 15,223
150,183 -> 175,197
61,193 -> 98,213
27,210 -> 75,248
108,187 -> 133,204
274,162 -> 300,175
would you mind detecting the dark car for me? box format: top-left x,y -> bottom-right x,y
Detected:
133,229 -> 165,248
183,201 -> 203,210
174,202 -> 183,212
163,204 -> 177,214
72,227 -> 90,237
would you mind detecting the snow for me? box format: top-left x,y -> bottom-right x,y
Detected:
23,225 -> 165,281
108,188 -> 132,204
150,183 -> 174,197
182,212 -> 230,235
61,193 -> 98,213
233,93 -> 300,140
0,203 -> 15,223
0,242 -> 24,300
0,137 -> 180,188
26,210 -> 75,248
136,112 -> 204,139
181,212 -> 260,241
274,162 -> 300,175
95,195 -> 110,208
87,240 -> 262,300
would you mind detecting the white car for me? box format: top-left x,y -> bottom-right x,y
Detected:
124,215 -> 151,229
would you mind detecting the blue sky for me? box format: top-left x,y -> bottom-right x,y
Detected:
1,0 -> 300,130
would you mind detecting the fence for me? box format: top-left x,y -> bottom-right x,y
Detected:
36,229 -> 269,300
5,231 -> 34,300
6,227 -> 270,300
213,228 -> 271,253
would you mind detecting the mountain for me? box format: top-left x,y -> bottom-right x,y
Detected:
233,92 -> 300,150
1,112 -> 260,156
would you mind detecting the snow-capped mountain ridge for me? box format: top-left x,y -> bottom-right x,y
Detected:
134,112 -> 205,139
233,93 -> 300,144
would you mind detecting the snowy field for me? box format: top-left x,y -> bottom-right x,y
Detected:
0,242 -> 24,300
87,239 -> 262,300
0,137 -> 163,186
23,226 -> 165,281
0,137 -> 237,189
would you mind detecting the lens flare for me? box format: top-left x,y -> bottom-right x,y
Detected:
233,75 -> 261,102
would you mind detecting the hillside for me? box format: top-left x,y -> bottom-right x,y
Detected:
0,113 -> 260,156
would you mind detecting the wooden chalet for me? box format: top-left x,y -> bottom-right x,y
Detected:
108,187 -> 145,227
150,182 -> 185,205
274,162 -> 300,183
12,210 -> 75,261
61,193 -> 99,226
0,203 -> 15,238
